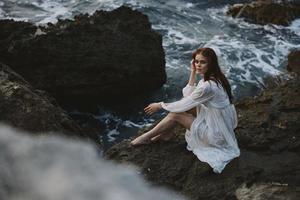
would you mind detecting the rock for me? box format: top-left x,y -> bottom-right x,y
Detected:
104,50 -> 300,199
0,6 -> 166,111
235,182 -> 300,200
105,115 -> 300,199
287,50 -> 300,76
235,78 -> 300,152
227,1 -> 300,25
0,62 -> 100,145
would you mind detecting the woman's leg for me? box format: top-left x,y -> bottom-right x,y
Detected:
151,107 -> 197,141
131,112 -> 195,146
150,130 -> 173,142
186,107 -> 197,117
130,113 -> 177,145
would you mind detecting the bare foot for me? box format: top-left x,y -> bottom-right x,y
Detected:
150,132 -> 173,142
130,135 -> 151,146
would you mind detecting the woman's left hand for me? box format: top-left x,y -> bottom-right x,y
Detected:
144,102 -> 162,115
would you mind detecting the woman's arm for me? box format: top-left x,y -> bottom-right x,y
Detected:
161,81 -> 215,113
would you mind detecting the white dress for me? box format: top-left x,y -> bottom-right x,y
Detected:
160,79 -> 240,173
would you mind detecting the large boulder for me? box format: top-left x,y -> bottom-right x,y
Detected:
104,52 -> 300,199
227,0 -> 300,25
0,6 -> 166,110
0,62 -> 99,144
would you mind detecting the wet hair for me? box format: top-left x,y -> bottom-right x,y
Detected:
192,47 -> 233,104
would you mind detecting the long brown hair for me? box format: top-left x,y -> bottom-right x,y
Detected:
192,47 -> 233,104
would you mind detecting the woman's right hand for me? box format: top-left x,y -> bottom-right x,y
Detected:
144,102 -> 162,115
190,59 -> 196,73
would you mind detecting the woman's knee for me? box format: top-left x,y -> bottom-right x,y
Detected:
167,112 -> 194,130
167,112 -> 180,121
167,112 -> 189,122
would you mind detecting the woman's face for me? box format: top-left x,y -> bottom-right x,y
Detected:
194,53 -> 208,76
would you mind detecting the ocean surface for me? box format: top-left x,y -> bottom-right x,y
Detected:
1,0 -> 300,148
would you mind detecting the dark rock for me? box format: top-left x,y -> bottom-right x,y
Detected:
235,77 -> 300,152
0,6 -> 166,111
235,182 -> 300,200
104,50 -> 300,199
227,1 -> 300,25
0,62 -> 100,145
287,50 -> 300,76
105,122 -> 300,199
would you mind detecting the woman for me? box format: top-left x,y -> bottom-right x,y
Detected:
131,47 -> 240,173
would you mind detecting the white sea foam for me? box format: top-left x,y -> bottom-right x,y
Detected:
92,0 -> 124,11
165,57 -> 182,70
167,28 -> 199,45
0,8 -> 4,18
0,124 -> 187,200
204,5 -> 300,91
123,120 -> 149,128
185,3 -> 195,9
288,18 -> 300,37
93,109 -> 157,142
33,0 -> 72,24
94,112 -> 119,123
0,1 -> 3,17
107,129 -> 120,142
0,0 -> 126,24
205,35 -> 284,86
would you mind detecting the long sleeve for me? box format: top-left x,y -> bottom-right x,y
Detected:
182,84 -> 196,97
161,81 -> 215,113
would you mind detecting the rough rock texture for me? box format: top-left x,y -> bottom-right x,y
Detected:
287,50 -> 300,75
104,50 -> 300,199
0,6 -> 166,110
0,62 -> 99,144
227,0 -> 300,25
235,182 -> 300,200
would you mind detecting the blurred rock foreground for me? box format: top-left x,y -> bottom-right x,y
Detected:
0,125 -> 187,200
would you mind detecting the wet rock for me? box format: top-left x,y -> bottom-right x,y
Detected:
227,0 -> 300,25
0,6 -> 166,111
0,62 -> 100,145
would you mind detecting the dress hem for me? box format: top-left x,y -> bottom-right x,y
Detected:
186,146 -> 240,173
